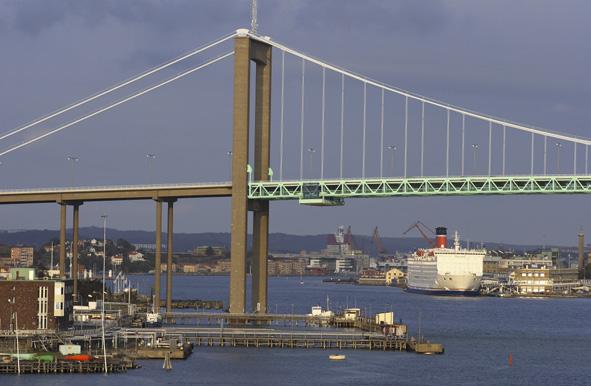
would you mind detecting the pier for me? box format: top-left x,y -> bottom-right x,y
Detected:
0,358 -> 137,375
120,327 -> 410,352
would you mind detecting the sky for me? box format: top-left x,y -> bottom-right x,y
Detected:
0,0 -> 590,246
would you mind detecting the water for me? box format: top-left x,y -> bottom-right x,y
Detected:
4,275 -> 591,385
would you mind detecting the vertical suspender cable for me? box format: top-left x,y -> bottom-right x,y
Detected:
404,96 -> 408,178
502,125 -> 506,175
446,109 -> 450,177
340,74 -> 345,179
279,50 -> 285,180
421,102 -> 425,177
574,143 -> 577,174
530,133 -> 534,175
488,121 -> 492,176
299,59 -> 305,180
543,136 -> 547,175
461,114 -> 465,176
321,67 -> 326,180
586,145 -> 588,175
362,82 -> 367,178
380,89 -> 384,178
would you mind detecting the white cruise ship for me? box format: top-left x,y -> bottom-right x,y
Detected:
406,227 -> 485,296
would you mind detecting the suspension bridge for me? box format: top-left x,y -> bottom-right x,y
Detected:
0,28 -> 589,314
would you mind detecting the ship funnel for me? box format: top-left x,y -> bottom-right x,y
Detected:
435,227 -> 447,248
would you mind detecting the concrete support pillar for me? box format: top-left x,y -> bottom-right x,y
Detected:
72,203 -> 82,303
252,44 -> 272,314
166,199 -> 176,313
229,32 -> 272,314
154,199 -> 163,312
252,202 -> 269,313
59,203 -> 67,277
229,36 -> 251,314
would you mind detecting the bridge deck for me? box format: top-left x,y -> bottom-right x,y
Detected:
0,175 -> 590,204
250,175 -> 591,201
0,182 -> 231,204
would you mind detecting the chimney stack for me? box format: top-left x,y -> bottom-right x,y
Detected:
436,227 -> 447,249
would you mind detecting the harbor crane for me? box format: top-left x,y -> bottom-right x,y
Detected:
403,221 -> 436,248
372,226 -> 387,255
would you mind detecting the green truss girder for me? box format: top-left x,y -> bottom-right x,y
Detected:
248,175 -> 591,201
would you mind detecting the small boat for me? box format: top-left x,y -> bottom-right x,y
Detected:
64,354 -> 94,362
10,353 -> 36,361
35,353 -> 55,362
329,354 -> 346,361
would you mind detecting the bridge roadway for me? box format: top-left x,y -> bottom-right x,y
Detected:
0,182 -> 231,204
249,174 -> 591,203
1,174 -> 591,205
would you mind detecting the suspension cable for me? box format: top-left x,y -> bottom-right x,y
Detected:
404,96 -> 408,178
530,133 -> 535,175
461,114 -> 465,176
279,50 -> 285,180
586,145 -> 588,175
299,59 -> 305,180
0,52 -> 234,158
446,109 -> 450,177
259,35 -> 591,146
321,67 -> 326,179
488,121 -> 492,176
0,32 -> 236,142
421,102 -> 425,177
340,74 -> 344,179
503,125 -> 507,175
380,89 -> 384,178
574,143 -> 577,174
543,136 -> 547,175
362,82 -> 367,178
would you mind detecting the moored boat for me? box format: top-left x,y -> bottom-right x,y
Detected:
63,354 -> 94,362
406,227 -> 485,296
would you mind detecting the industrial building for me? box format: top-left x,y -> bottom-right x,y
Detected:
0,268 -> 73,333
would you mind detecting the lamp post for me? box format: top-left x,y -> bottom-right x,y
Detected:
385,145 -> 397,176
8,286 -> 20,374
555,142 -> 562,173
145,153 -> 157,184
306,147 -> 316,178
471,144 -> 479,174
66,156 -> 79,187
226,151 -> 232,180
100,214 -> 108,374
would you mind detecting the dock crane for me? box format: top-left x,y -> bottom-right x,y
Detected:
372,227 -> 387,255
403,221 -> 436,247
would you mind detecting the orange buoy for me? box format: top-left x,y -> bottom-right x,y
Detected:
508,353 -> 513,367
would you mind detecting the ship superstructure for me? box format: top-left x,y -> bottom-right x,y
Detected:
406,227 -> 485,296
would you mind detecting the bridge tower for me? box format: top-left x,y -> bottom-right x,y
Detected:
230,29 -> 272,314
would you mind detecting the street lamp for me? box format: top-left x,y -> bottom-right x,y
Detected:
226,151 -> 232,180
555,142 -> 562,174
100,214 -> 108,374
306,147 -> 316,178
471,144 -> 479,174
66,156 -> 79,187
145,153 -> 157,184
385,145 -> 397,176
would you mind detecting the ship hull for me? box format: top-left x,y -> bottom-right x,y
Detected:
406,247 -> 484,296
405,287 -> 480,296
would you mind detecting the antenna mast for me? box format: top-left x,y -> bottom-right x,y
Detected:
251,0 -> 258,34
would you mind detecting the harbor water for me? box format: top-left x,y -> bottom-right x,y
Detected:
4,275 -> 591,386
